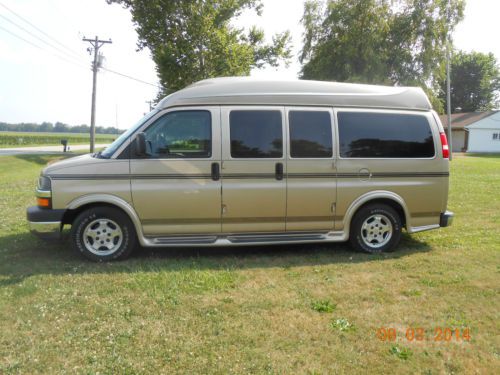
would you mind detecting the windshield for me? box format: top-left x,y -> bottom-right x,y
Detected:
99,109 -> 159,158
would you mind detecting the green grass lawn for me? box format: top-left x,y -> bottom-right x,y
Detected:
0,131 -> 116,148
0,154 -> 498,374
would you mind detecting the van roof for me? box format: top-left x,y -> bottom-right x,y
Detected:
157,77 -> 432,111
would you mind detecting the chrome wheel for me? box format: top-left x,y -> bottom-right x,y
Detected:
360,214 -> 393,249
83,218 -> 123,256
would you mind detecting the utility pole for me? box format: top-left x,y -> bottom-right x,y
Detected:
446,49 -> 452,160
82,36 -> 112,153
446,0 -> 453,160
146,100 -> 153,112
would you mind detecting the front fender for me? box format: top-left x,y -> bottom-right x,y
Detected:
67,194 -> 145,244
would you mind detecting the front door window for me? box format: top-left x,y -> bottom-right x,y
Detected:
143,110 -> 212,158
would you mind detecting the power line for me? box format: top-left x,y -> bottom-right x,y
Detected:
0,24 -> 88,69
0,13 -> 83,65
0,1 -> 161,90
0,0 -> 83,60
0,17 -> 160,89
0,23 -> 43,51
101,67 -> 162,89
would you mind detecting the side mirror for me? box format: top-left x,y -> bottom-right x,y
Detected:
135,132 -> 148,156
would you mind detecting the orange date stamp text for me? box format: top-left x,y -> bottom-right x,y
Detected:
376,327 -> 471,342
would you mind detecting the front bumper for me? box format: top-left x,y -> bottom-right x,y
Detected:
440,211 -> 454,227
27,206 -> 65,240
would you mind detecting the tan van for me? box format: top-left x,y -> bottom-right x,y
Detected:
27,78 -> 453,261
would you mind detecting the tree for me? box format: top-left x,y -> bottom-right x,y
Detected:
299,0 -> 465,112
71,124 -> 90,133
39,122 -> 54,132
107,0 -> 292,94
439,51 -> 500,113
54,122 -> 69,133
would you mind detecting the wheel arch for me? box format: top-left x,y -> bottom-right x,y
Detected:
343,191 -> 410,236
62,194 -> 144,243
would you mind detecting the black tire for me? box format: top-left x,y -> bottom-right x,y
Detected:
71,206 -> 137,261
349,204 -> 402,254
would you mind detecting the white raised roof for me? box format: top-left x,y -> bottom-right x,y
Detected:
157,77 -> 432,111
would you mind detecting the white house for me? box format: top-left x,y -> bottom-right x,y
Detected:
465,111 -> 500,153
439,112 -> 494,152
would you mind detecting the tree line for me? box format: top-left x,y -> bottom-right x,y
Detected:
107,0 -> 499,114
0,121 -> 124,135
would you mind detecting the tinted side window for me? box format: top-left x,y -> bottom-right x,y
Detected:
142,110 -> 211,158
338,112 -> 435,158
289,111 -> 332,158
230,110 -> 283,158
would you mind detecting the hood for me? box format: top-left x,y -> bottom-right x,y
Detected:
43,154 -> 99,175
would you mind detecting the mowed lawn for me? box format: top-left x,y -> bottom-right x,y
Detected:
0,154 -> 498,374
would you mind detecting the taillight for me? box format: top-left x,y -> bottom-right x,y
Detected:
440,132 -> 449,159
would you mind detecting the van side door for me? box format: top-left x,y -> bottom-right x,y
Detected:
220,107 -> 287,233
130,107 -> 222,235
285,107 -> 337,231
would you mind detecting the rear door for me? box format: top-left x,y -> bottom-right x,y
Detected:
285,107 -> 337,231
220,107 -> 287,233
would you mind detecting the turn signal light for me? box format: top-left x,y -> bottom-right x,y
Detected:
37,197 -> 51,208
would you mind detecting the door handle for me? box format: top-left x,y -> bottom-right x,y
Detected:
211,162 -> 220,181
275,162 -> 284,181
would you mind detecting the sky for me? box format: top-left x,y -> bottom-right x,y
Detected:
0,0 -> 499,129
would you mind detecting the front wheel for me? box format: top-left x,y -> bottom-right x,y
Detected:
349,204 -> 402,254
71,207 -> 137,261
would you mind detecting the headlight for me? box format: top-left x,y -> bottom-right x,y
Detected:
38,175 -> 51,191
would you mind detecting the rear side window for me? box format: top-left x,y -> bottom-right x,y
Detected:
338,112 -> 435,158
230,110 -> 283,158
289,111 -> 333,158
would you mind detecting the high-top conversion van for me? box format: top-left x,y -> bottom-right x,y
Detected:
27,78 -> 453,261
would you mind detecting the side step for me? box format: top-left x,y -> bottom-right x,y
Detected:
151,236 -> 218,245
146,232 -> 330,247
227,233 -> 326,244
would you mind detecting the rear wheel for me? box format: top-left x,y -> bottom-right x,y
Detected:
349,204 -> 402,254
71,207 -> 137,261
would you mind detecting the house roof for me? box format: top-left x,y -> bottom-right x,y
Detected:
465,111 -> 500,129
439,111 -> 496,130
157,77 -> 433,111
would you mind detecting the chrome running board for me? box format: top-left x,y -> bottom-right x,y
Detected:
143,231 -> 342,247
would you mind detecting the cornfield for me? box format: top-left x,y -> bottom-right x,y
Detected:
0,131 -> 116,148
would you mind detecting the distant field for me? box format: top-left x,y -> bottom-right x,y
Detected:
0,131 -> 116,148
